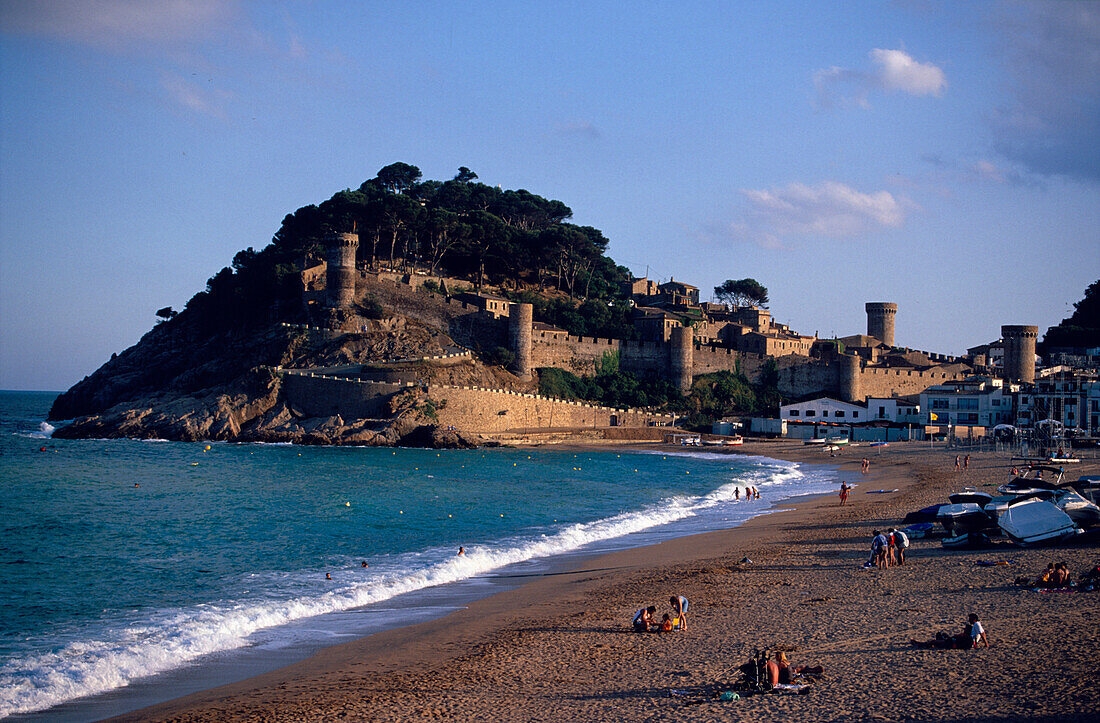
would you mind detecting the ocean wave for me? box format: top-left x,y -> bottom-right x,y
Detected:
0,462 -> 825,717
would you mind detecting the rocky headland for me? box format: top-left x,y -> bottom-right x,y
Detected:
49,311 -> 506,448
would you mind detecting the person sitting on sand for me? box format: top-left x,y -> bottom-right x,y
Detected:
633,605 -> 657,632
912,614 -> 989,649
1054,562 -> 1071,587
964,613 -> 989,648
766,651 -> 823,686
1037,562 -> 1057,587
670,595 -> 688,630
659,613 -> 673,632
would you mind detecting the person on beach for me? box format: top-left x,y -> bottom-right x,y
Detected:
457,546 -> 465,556
766,651 -> 823,686
954,455 -> 961,471
861,457 -> 869,474
964,455 -> 970,470
869,530 -> 889,568
891,528 -> 909,565
633,605 -> 657,632
1054,562 -> 1071,587
839,482 -> 850,505
659,613 -> 673,632
910,613 -> 990,649
753,487 -> 760,500
735,487 -> 740,500
745,486 -> 751,500
1037,562 -> 1057,587
670,595 -> 688,630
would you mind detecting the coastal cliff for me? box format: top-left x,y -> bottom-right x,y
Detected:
49,314 -> 487,448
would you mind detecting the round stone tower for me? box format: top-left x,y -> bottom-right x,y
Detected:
508,302 -> 533,381
866,302 -> 898,347
669,325 -> 694,394
1001,324 -> 1038,384
325,231 -> 359,309
838,353 -> 862,403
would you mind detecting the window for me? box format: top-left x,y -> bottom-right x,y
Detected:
992,399 -> 1000,407
931,399 -> 949,409
853,411 -> 859,418
878,406 -> 886,418
958,413 -> 979,424
835,411 -> 845,418
789,410 -> 799,416
958,398 -> 978,410
806,410 -> 816,417
821,411 -> 829,417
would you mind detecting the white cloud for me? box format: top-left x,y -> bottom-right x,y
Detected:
814,48 -> 945,109
870,48 -> 946,96
742,181 -> 908,239
159,73 -> 230,118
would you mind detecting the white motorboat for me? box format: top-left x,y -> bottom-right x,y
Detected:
997,499 -> 1078,546
949,489 -> 993,507
937,503 -> 993,536
1052,489 -> 1100,528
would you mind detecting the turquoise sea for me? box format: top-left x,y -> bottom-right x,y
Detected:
0,391 -> 838,720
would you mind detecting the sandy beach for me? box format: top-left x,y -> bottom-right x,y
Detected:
114,441 -> 1100,722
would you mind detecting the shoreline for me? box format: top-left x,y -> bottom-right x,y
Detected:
19,443 -> 835,721
60,440 -> 1094,721
103,441 -> 889,719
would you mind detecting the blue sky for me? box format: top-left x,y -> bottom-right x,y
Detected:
1,1 -> 1097,391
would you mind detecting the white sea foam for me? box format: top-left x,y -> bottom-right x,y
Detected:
0,459 -> 827,717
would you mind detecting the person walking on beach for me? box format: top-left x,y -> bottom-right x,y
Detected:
670,595 -> 688,630
964,454 -> 970,470
839,482 -> 850,505
954,455 -> 961,472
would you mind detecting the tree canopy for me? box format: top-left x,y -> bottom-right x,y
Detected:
1040,279 -> 1100,352
171,163 -> 633,334
714,278 -> 769,308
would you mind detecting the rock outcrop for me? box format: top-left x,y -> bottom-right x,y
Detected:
49,314 -> 489,448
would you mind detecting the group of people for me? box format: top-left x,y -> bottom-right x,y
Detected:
911,613 -> 990,649
954,454 -> 971,472
839,482 -> 851,505
860,457 -> 871,474
734,487 -> 760,501
633,595 -> 688,633
1036,561 -> 1072,588
866,528 -> 908,568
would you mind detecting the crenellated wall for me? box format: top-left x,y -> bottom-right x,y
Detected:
279,368 -> 675,433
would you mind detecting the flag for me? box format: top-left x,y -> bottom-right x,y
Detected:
929,412 -> 938,421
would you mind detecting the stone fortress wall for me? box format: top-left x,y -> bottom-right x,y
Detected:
279,368 -> 675,434
307,238 -> 976,434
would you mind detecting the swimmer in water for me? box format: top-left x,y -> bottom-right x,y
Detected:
326,573 -> 332,580
361,561 -> 369,567
458,546 -> 465,556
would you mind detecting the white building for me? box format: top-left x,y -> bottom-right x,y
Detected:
781,397 -> 866,423
920,376 -> 1015,431
865,397 -> 922,424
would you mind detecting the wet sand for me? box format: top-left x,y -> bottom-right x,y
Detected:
115,442 -> 1100,722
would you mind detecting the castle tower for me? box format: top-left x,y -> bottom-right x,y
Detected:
839,353 -> 862,403
866,302 -> 898,347
508,302 -> 533,381
325,231 -> 359,309
669,325 -> 694,393
1001,324 -> 1038,384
